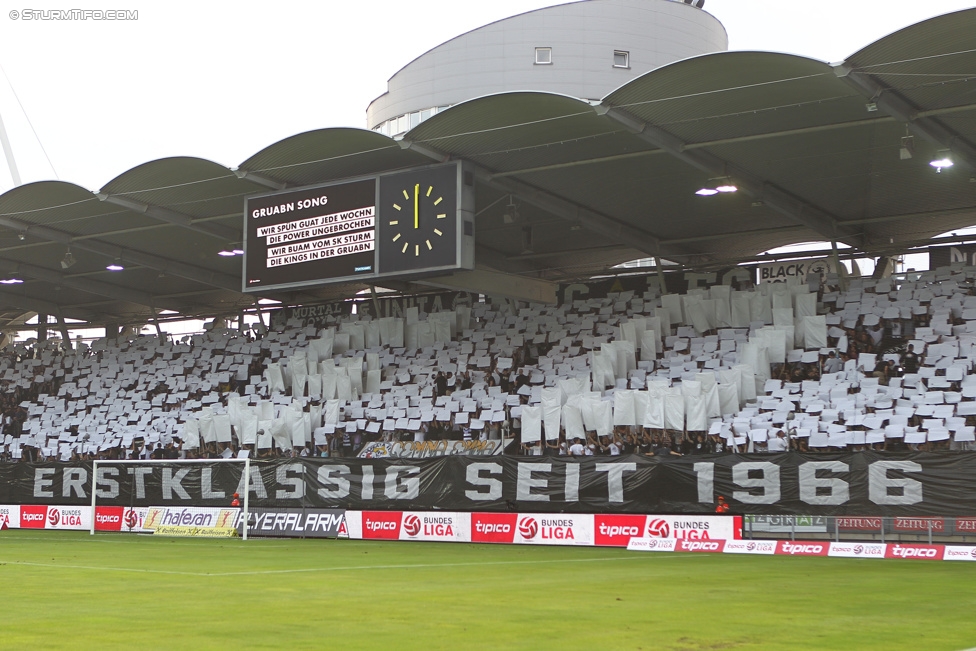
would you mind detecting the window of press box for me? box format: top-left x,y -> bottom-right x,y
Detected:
535,47 -> 552,65
613,50 -> 630,69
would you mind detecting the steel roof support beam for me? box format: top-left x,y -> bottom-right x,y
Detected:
232,169 -> 288,191
399,140 -> 696,262
491,102 -> 976,180
596,104 -> 864,250
473,243 -> 551,276
96,193 -> 241,242
485,174 -> 677,259
0,214 -> 241,292
0,289 -> 95,323
55,308 -> 73,349
0,258 -> 180,312
833,64 -> 976,172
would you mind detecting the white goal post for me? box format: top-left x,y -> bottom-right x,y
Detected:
89,457 -> 252,540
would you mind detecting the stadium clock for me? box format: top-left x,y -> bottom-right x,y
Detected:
377,164 -> 461,275
388,181 -> 448,258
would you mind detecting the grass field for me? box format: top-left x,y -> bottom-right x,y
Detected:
0,530 -> 973,650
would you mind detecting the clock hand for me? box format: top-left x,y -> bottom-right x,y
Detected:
414,183 -> 420,229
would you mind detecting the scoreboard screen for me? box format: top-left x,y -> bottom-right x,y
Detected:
243,162 -> 474,293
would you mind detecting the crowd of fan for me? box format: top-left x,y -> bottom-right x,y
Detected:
3,263 -> 976,464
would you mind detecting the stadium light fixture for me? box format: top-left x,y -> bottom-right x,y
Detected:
0,278 -> 23,284
106,260 -> 124,271
930,150 -> 954,172
218,250 -> 237,257
696,177 -> 737,196
502,195 -> 520,224
60,248 -> 76,269
899,135 -> 914,160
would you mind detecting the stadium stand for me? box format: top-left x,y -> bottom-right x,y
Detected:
3,260 -> 976,464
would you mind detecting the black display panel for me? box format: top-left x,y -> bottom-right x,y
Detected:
244,179 -> 376,291
243,162 -> 471,293
376,164 -> 459,275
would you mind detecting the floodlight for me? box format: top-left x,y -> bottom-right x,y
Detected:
899,135 -> 914,160
696,176 -> 736,195
60,249 -> 76,269
106,260 -> 124,271
930,150 -> 954,172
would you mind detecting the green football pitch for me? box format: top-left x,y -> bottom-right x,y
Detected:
0,530 -> 973,650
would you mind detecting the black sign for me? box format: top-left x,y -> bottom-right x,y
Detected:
558,267 -> 755,305
245,179 -> 377,291
6,453 -> 976,516
377,165 -> 459,274
244,162 -> 473,293
268,290 -> 476,329
236,508 -> 345,538
929,244 -> 976,270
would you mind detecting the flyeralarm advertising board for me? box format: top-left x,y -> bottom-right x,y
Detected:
235,508 -> 346,539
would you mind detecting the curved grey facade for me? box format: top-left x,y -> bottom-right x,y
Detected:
367,0 -> 728,135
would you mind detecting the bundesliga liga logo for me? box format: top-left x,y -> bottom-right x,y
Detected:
403,514 -> 422,537
517,517 -> 538,539
646,518 -> 670,538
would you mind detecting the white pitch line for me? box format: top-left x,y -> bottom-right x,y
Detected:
207,554 -> 669,577
0,560 -> 206,576
1,534 -> 287,548
0,553 -> 673,578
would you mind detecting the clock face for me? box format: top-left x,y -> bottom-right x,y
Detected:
377,165 -> 458,274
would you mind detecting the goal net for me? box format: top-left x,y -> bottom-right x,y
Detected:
89,457 -> 253,540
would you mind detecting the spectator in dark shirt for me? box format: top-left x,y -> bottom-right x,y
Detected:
901,344 -> 920,374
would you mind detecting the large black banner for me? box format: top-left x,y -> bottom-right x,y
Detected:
929,244 -> 976,269
557,267 -> 755,305
268,289 -> 476,329
3,453 -> 976,516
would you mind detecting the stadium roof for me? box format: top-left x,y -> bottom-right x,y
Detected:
0,8 -> 974,330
